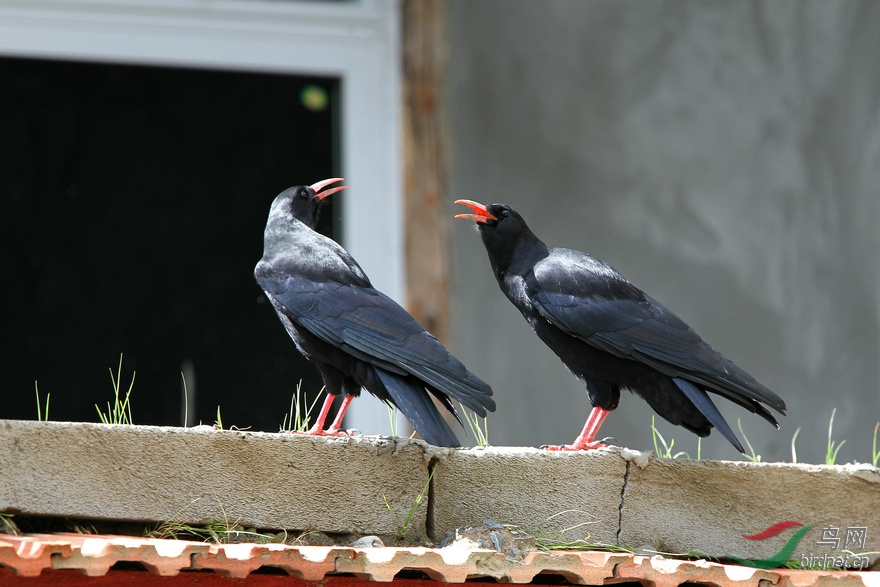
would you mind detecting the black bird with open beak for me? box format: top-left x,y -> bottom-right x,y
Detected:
455,199 -> 785,452
253,180 -> 495,447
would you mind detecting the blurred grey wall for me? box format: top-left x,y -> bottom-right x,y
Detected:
446,1 -> 880,463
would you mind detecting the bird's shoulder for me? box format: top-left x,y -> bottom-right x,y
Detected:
526,247 -> 703,354
256,230 -> 372,290
530,247 -> 644,303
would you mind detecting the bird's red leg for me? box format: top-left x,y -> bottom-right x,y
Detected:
324,395 -> 354,435
293,394 -> 355,437
299,393 -> 335,435
543,406 -> 610,451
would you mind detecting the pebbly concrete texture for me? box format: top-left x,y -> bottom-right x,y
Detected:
0,420 -> 433,537
431,445 -> 627,545
2,420 -> 879,567
620,454 -> 880,564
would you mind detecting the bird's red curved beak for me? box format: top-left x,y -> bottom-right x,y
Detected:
454,199 -> 497,224
310,177 -> 347,200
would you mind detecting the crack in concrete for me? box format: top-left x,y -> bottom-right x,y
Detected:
425,456 -> 439,541
617,458 -> 631,545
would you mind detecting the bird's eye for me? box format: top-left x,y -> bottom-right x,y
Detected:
500,209 -> 511,218
299,188 -> 310,199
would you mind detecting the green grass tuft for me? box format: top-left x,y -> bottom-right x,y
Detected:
790,426 -> 801,464
35,381 -> 50,422
383,468 -> 434,541
0,512 -> 21,536
96,354 -> 134,425
281,382 -> 324,433
527,510 -> 714,561
148,518 -> 278,544
825,407 -> 845,465
464,409 -> 489,447
651,415 -> 690,459
872,422 -> 879,468
386,403 -> 399,437
737,418 -> 761,462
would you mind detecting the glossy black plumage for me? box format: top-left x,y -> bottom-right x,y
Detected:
455,200 -> 785,452
254,180 -> 494,447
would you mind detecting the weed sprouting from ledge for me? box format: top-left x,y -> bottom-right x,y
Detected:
651,415 -> 690,459
825,407 -> 845,465
464,409 -> 489,447
0,512 -> 21,536
35,381 -> 50,422
281,381 -> 323,433
872,422 -> 879,468
648,408 -> 880,467
96,354 -> 135,425
383,468 -> 434,542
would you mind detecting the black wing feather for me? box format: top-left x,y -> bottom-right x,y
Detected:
528,251 -> 785,415
256,273 -> 494,416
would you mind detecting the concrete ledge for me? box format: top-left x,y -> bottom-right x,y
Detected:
2,419 -> 879,567
0,420 -> 433,536
620,456 -> 880,562
432,446 -> 626,545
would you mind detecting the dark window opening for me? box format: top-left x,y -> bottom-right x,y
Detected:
0,56 -> 340,431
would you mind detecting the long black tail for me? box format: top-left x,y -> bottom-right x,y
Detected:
376,369 -> 461,447
673,377 -> 744,452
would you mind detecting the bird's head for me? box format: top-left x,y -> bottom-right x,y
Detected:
454,199 -> 532,238
455,199 -> 545,275
269,178 -> 347,231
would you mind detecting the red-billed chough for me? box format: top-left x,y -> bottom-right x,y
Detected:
253,179 -> 494,447
455,199 -> 785,452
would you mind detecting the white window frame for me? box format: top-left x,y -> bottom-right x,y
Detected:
0,0 -> 403,433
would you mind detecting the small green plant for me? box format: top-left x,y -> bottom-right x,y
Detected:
386,403 -> 399,437
825,407 -> 845,465
148,518 -> 277,544
96,354 -> 135,425
34,381 -> 50,421
211,406 -> 249,432
737,418 -> 761,462
0,512 -> 21,536
651,415 -> 690,459
464,409 -> 489,447
527,510 -> 715,561
281,382 -> 323,433
872,422 -> 879,468
383,468 -> 434,541
71,521 -> 98,535
790,426 -> 801,464
149,493 -> 278,544
181,371 -> 190,427
528,510 -> 599,551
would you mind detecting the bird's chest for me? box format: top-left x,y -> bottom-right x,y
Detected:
268,295 -> 313,357
502,274 -> 542,326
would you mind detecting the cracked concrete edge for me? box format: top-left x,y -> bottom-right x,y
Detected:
0,419 -> 432,537
618,453 -> 880,566
2,419 -> 880,566
430,445 -> 628,545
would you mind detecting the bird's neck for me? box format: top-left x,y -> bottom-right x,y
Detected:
485,232 -> 549,282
